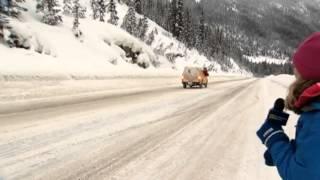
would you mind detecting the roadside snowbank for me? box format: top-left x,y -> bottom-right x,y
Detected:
245,55 -> 288,65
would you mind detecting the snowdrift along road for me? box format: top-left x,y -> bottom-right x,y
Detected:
0,75 -> 297,180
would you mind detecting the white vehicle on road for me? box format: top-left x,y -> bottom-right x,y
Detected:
182,67 -> 209,88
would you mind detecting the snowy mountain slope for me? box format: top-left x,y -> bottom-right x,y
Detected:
186,0 -> 320,63
0,0 -> 250,80
145,17 -> 246,74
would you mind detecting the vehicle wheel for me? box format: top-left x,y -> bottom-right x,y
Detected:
199,84 -> 203,88
183,83 -> 187,89
205,83 -> 208,88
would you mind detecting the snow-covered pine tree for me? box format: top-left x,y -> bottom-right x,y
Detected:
183,8 -> 193,48
0,12 -> 8,23
97,0 -> 106,22
63,0 -> 72,15
146,30 -> 154,45
168,0 -> 184,40
202,25 -> 212,56
37,0 -> 63,25
1,0 -> 27,17
169,0 -> 176,34
72,0 -> 80,29
145,0 -> 154,19
175,0 -> 184,41
0,14 -> 9,39
107,0 -> 119,25
72,0 -> 83,38
134,0 -> 141,14
78,4 -> 86,18
154,0 -> 165,27
196,8 -> 205,51
121,4 -> 136,35
36,0 -> 44,12
135,16 -> 148,40
71,0 -> 86,19
90,0 -> 99,20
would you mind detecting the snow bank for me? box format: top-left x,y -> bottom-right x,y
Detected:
245,55 -> 288,65
266,74 -> 295,87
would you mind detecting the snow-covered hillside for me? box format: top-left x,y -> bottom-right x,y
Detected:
0,0 -> 250,80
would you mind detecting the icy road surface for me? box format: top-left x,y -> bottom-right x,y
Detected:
0,76 -> 297,180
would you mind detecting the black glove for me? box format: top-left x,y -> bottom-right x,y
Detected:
257,99 -> 290,166
257,99 -> 290,148
257,114 -> 289,149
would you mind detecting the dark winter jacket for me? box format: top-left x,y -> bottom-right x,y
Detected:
203,69 -> 209,76
269,102 -> 320,180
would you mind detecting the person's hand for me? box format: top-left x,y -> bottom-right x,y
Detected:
257,109 -> 290,149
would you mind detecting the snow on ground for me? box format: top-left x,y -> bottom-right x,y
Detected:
0,75 -> 300,180
245,55 -> 288,65
266,74 -> 295,87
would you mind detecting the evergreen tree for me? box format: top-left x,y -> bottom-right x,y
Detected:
202,25 -> 212,56
72,0 -> 83,39
135,16 -> 148,40
196,8 -> 205,51
169,0 -> 176,34
134,0 -> 141,14
36,0 -> 63,25
146,30 -> 155,45
0,14 -> 8,25
155,0 -> 166,28
97,0 -> 106,22
36,0 -> 43,13
78,4 -> 86,18
183,8 -> 192,48
175,0 -> 184,40
170,0 -> 183,40
1,0 -> 27,17
90,0 -> 99,20
0,14 -> 9,38
72,0 -> 80,29
63,0 -> 72,15
107,0 -> 119,25
121,5 -> 136,35
145,0 -> 154,19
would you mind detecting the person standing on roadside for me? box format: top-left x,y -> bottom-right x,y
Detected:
257,32 -> 320,180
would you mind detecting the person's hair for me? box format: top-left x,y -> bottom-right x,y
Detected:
286,72 -> 319,114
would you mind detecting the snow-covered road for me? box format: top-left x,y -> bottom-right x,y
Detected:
0,76 -> 297,180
